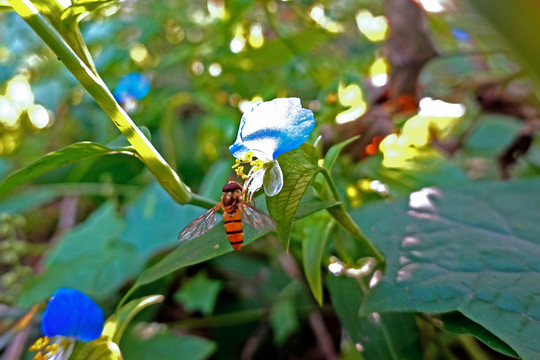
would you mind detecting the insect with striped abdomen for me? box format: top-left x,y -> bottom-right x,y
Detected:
178,180 -> 275,250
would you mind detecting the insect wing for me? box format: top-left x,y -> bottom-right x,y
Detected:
242,205 -> 276,232
178,208 -> 219,242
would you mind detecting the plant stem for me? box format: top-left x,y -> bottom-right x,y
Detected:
319,169 -> 385,265
8,0 -> 191,204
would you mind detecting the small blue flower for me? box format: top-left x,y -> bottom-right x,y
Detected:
229,97 -> 315,198
31,288 -> 104,359
41,288 -> 104,341
113,73 -> 150,104
451,28 -> 471,42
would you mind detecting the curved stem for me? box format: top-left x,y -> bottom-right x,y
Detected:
8,0 -> 191,204
320,169 -> 385,265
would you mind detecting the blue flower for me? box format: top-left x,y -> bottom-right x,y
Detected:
451,28 -> 471,42
30,288 -> 104,360
229,97 -> 315,198
113,73 -> 150,104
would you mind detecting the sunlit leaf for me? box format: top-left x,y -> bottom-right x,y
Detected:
326,275 -> 422,360
61,0 -> 120,22
0,142 -> 135,197
266,144 -> 322,250
103,295 -> 164,344
355,179 -> 540,359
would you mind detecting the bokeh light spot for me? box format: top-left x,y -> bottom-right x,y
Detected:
129,44 -> 150,66
356,10 -> 388,42
208,62 -> 222,77
249,23 -> 265,48
336,83 -> 367,124
0,96 -> 19,127
28,104 -> 50,129
6,75 -> 34,110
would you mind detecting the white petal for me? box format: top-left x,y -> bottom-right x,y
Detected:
245,167 -> 266,199
263,160 -> 283,196
48,337 -> 75,360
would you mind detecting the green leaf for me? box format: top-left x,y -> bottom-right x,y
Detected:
174,272 -> 223,315
70,337 -> 122,360
354,179 -> 540,360
302,213 -> 333,305
120,325 -> 216,360
463,114 -> 522,156
103,295 -> 164,344
120,182 -> 206,260
17,203 -> 141,306
432,312 -> 518,358
295,199 -> 342,219
121,222 -> 271,306
270,298 -> 299,345
467,1 -> 540,84
323,136 -> 360,172
326,274 -> 422,360
266,144 -> 323,250
0,142 -> 135,197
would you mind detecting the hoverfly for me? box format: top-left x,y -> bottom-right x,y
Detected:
178,180 -> 275,250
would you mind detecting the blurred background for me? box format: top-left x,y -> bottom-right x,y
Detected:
0,0 -> 539,359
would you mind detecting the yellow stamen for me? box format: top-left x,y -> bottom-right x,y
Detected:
250,159 -> 264,172
29,337 -> 49,351
33,353 -> 45,360
235,166 -> 248,179
44,343 -> 59,355
241,151 -> 253,162
231,158 -> 242,169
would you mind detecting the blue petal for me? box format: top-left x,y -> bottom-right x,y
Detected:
41,288 -> 104,342
113,73 -> 150,103
229,98 -> 315,160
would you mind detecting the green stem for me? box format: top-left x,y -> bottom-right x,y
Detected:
8,0 -> 191,204
189,193 -> 217,209
320,168 -> 385,265
458,335 -> 490,360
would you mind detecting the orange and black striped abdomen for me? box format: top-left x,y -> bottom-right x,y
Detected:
224,210 -> 243,250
